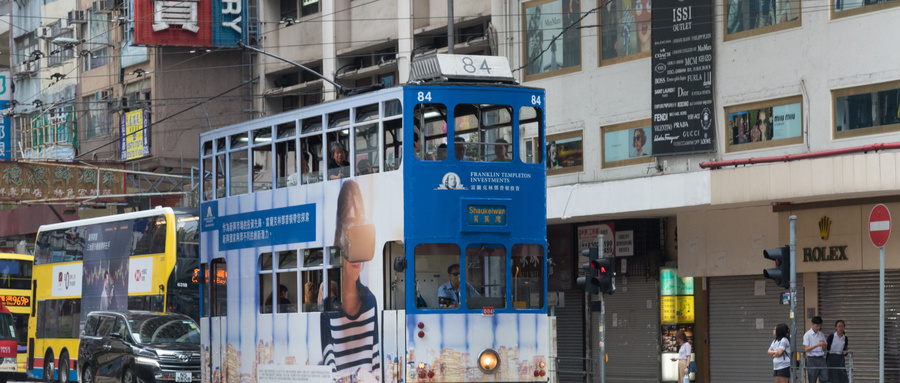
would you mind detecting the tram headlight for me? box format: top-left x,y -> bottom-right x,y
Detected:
477,349 -> 500,374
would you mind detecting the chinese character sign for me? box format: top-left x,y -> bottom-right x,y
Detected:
120,109 -> 150,161
0,161 -> 126,202
133,0 -> 245,47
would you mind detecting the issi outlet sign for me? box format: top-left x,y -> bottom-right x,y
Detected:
133,0 -> 245,47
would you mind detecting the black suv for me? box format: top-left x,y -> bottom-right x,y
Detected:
79,311 -> 201,383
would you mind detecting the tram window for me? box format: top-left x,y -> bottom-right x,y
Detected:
465,245 -> 507,310
357,104 -> 379,123
328,110 -> 350,130
355,123 -> 379,175
454,104 -> 513,162
260,251 -> 299,314
277,122 -> 296,139
253,127 -> 272,144
300,135 -> 323,184
229,149 -> 249,196
231,132 -> 248,149
303,248 -> 324,267
414,104 -> 447,161
203,141 -> 213,156
252,145 -> 273,192
519,107 -> 543,164
383,119 -> 402,170
413,243 -> 460,309
327,131 -> 350,180
302,116 -> 322,134
327,247 -> 342,267
322,267 -> 342,312
260,253 -> 273,271
215,154 -> 226,198
384,99 -> 401,117
210,259 -> 227,317
512,244 -> 544,309
301,270 -> 322,312
203,157 -> 213,200
275,139 -> 297,188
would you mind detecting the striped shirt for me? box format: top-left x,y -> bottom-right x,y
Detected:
321,281 -> 380,381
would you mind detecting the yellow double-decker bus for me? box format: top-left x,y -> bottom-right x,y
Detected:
0,253 -> 34,381
27,207 -> 199,383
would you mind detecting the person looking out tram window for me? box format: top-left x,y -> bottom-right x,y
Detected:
328,142 -> 350,180
320,180 -> 380,382
437,264 -> 480,309
493,138 -> 511,162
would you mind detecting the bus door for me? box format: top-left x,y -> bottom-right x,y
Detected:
381,241 -> 405,383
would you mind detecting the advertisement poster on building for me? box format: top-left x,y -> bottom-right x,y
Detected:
577,223 -> 614,263
599,0 -> 652,62
522,0 -> 582,80
547,131 -> 583,175
121,109 -> 151,161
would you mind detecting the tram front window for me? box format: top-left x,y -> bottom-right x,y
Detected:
465,245 -> 506,309
512,244 -> 544,309
413,243 -> 460,309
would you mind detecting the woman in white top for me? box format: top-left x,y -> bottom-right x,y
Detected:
673,330 -> 692,383
768,323 -> 791,383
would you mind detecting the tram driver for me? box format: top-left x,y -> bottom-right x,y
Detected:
437,264 -> 480,309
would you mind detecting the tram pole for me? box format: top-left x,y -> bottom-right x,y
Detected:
597,234 -> 605,383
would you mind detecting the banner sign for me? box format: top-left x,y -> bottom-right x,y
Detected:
120,109 -> 151,161
651,0 -> 716,155
133,0 -> 245,47
0,161 -> 125,202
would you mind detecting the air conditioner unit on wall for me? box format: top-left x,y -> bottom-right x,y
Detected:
37,26 -> 52,39
68,10 -> 87,24
58,18 -> 69,30
93,0 -> 111,13
98,90 -> 111,100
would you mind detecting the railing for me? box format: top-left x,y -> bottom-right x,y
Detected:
553,356 -> 591,383
796,351 -> 853,383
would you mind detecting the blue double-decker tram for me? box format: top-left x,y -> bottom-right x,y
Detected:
198,55 -> 548,383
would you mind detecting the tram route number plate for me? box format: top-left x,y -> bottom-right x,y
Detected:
176,372 -> 192,382
436,55 -> 514,80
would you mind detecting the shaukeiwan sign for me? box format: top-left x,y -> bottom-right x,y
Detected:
802,246 -> 848,262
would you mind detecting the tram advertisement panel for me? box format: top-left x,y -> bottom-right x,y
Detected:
199,172 -> 403,383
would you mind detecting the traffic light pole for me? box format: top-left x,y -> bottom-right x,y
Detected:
597,234 -> 606,383
789,215 -> 797,383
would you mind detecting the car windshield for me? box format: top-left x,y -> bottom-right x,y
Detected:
128,315 -> 200,345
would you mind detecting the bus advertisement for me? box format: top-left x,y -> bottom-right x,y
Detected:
0,253 -> 33,379
199,55 -> 548,383
27,207 -> 200,383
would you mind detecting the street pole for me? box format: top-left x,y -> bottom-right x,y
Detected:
789,215 -> 797,383
880,243 -> 884,382
447,0 -> 454,54
597,234 -> 605,383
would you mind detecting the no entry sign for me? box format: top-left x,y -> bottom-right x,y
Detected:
869,204 -> 891,248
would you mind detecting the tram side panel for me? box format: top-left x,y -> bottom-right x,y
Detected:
200,171 -> 404,383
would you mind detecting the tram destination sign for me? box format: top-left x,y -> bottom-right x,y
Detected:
650,0 -> 716,155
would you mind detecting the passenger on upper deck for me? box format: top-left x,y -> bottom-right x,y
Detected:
328,142 -> 350,180
494,138 -> 511,162
357,159 -> 374,176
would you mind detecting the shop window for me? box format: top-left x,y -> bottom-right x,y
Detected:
512,244 -> 544,309
414,243 -> 461,309
723,0 -> 801,41
547,131 -> 583,175
465,245 -> 506,310
601,119 -> 654,168
724,96 -> 803,152
523,0 -> 582,79
519,107 -> 543,164
834,81 -> 900,139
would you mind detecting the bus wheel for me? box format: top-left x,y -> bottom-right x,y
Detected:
43,354 -> 55,383
58,354 -> 69,383
82,367 -> 93,383
122,367 -> 134,383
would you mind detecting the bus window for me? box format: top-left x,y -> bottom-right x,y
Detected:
383,119 -> 402,170
512,244 -> 544,309
0,259 -> 30,289
355,123 -> 378,175
414,104 -> 447,161
519,106 -> 543,164
37,299 -> 80,339
413,243 -> 460,309
133,216 -> 167,256
252,127 -> 273,192
465,245 -> 506,310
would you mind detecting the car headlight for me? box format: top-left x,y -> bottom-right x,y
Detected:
135,349 -> 160,367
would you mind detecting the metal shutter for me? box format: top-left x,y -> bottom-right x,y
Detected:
555,289 -> 587,383
601,276 -> 660,382
709,275 -> 805,382
818,270 -> 900,383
